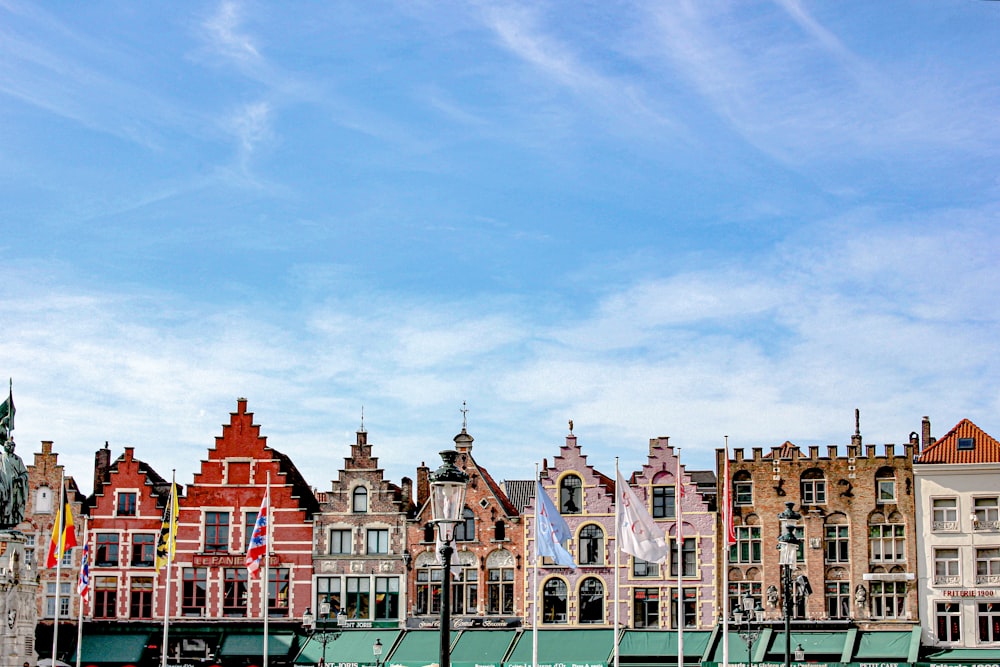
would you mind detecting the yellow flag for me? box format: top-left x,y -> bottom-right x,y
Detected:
155,482 -> 179,571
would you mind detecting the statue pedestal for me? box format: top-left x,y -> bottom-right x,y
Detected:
0,532 -> 38,667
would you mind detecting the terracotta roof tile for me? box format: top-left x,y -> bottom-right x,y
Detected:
917,419 -> 1000,464
763,441 -> 800,459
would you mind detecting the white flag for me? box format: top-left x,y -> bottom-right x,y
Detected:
617,470 -> 669,563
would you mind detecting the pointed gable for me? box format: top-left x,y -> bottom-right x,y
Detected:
917,418 -> 1000,464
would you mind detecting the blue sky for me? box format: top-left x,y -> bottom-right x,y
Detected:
2,1 -> 999,495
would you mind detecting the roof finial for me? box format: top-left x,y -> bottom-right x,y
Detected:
568,419 -> 574,434
361,405 -> 365,432
460,400 -> 468,430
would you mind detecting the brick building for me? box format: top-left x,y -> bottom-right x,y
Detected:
312,428 -> 414,628
405,426 -> 523,628
18,440 -> 88,661
718,412 -> 919,640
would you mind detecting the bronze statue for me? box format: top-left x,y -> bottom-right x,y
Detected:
0,386 -> 28,530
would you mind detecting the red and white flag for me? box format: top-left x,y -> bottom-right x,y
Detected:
616,470 -> 669,563
724,446 -> 736,546
245,491 -> 269,578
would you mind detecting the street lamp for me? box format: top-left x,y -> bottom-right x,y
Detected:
777,502 -> 802,667
733,595 -> 764,667
302,602 -> 342,667
429,449 -> 470,667
372,638 -> 383,667
794,644 -> 805,662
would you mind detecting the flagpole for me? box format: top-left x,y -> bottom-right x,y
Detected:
676,447 -> 683,667
722,438 -> 731,667
162,471 -> 176,667
263,472 -> 270,667
76,516 -> 88,667
613,458 -> 620,667
532,463 -> 539,667
52,471 -> 65,666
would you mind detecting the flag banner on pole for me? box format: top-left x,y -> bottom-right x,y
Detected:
616,470 -> 669,563
0,389 -> 13,432
78,543 -> 91,598
534,480 -> 576,568
246,491 -> 268,578
724,449 -> 736,546
155,482 -> 179,571
46,501 -> 78,568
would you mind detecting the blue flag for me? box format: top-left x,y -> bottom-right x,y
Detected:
535,480 -> 576,568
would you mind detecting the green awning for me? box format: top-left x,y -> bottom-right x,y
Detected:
450,630 -> 517,667
619,630 -> 712,660
922,648 -> 1000,663
768,631 -> 846,657
855,631 -> 917,660
503,629 -> 613,667
73,632 -> 151,664
385,630 -> 443,667
218,632 -> 295,657
703,630 -> 773,663
296,630 -> 401,667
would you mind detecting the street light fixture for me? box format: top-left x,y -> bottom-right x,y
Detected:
777,502 -> 802,667
733,595 -> 764,667
429,449 -> 470,667
302,602 -> 342,667
794,644 -> 805,662
372,638 -> 383,667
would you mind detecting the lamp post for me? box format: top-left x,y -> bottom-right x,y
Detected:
372,638 -> 383,667
733,595 -> 764,667
777,502 -> 802,667
302,602 -> 342,667
429,449 -> 470,667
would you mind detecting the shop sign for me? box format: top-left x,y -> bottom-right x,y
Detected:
405,616 -> 522,629
192,554 -> 279,567
942,589 -> 1000,597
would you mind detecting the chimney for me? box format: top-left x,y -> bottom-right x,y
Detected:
416,462 -> 430,509
94,442 -> 111,495
851,409 -> 862,448
922,416 -> 932,453
42,440 -> 53,455
400,476 -> 413,508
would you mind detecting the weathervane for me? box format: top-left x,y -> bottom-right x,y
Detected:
460,401 -> 468,430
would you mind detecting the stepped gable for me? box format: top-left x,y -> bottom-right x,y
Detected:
917,418 -> 1000,464
87,445 -> 176,512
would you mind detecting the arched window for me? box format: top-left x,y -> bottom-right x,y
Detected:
875,468 -> 896,504
801,468 -> 826,505
560,475 -> 582,514
542,578 -> 568,624
352,486 -> 368,513
454,508 -> 475,542
579,577 -> 605,624
579,524 -> 604,565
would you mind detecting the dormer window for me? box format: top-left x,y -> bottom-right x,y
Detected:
958,438 -> 975,451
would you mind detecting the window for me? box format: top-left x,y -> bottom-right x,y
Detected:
980,603 -> 1000,643
245,511 -> 259,545
958,438 -> 975,451
454,508 -> 475,542
422,524 -> 435,543
542,578 -> 568,624
451,566 -> 478,615
670,588 -> 697,628
876,469 -> 896,504
268,568 -> 290,616
24,534 -> 35,566
728,581 -> 761,616
731,526 -> 761,564
870,581 -> 906,619
870,524 -> 905,562
825,525 -> 849,563
330,529 -> 352,555
826,581 -> 850,619
488,566 -> 515,615
352,486 -> 368,513
494,520 -> 506,541
975,498 -> 1000,530
45,582 -> 72,619
415,565 -> 441,615
130,577 -> 153,619
132,534 -> 155,567
652,486 -> 675,519
669,537 -> 696,577
579,524 -> 605,566
800,469 -> 826,505
633,588 -> 659,628
367,529 -> 389,554
96,533 -> 119,567
374,577 -> 400,620
933,498 -> 959,532
345,576 -> 370,619
935,548 -> 960,585
204,512 -> 230,552
182,568 -> 207,616
937,602 -> 961,642
224,568 -> 248,616
633,558 -> 659,578
579,577 -> 605,624
94,577 -> 117,619
560,475 -> 582,514
117,492 -> 137,517
317,577 -> 342,617
733,472 -> 753,506
978,548 -> 1000,584
36,486 -> 53,513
